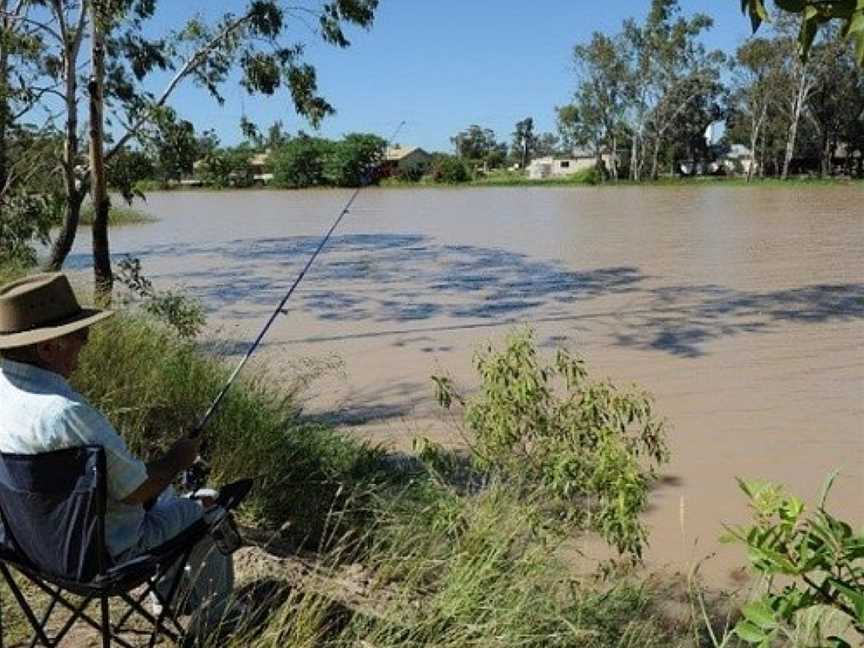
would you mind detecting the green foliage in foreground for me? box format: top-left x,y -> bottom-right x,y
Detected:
225,482 -> 688,648
432,329 -> 669,560
723,475 -> 864,646
740,0 -> 864,66
56,304 -> 690,646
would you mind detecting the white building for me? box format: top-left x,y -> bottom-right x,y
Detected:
527,148 -> 610,179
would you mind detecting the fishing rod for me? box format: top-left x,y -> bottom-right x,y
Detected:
189,120 -> 406,443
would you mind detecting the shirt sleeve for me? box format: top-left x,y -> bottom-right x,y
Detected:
60,402 -> 149,502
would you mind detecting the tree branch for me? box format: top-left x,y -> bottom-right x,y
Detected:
0,11 -> 64,45
104,10 -> 256,163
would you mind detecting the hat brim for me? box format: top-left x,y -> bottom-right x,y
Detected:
0,308 -> 114,349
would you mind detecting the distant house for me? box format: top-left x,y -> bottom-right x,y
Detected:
249,150 -> 273,184
383,146 -> 432,176
527,148 -> 607,179
706,143 -> 757,176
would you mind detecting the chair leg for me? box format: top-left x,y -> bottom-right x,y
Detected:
49,596 -> 94,647
1,569 -> 4,648
100,596 -> 110,648
27,586 -> 61,648
0,564 -> 53,647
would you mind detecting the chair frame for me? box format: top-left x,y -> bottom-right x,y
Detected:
0,446 -> 210,647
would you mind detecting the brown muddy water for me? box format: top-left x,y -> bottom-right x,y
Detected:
69,186 -> 864,585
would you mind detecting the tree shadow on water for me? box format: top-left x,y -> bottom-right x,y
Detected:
611,283 -> 864,358
99,233 -> 647,324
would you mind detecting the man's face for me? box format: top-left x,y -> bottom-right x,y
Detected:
36,328 -> 89,378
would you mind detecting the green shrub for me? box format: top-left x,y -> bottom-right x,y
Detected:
324,133 -> 385,187
80,204 -> 154,227
433,328 -> 669,559
115,256 -> 205,338
723,475 -> 864,646
569,166 -> 600,185
195,147 -> 255,188
431,155 -> 471,183
0,191 -> 62,265
271,137 -> 331,188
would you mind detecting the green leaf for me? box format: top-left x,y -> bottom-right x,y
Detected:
735,620 -> 768,643
848,10 -> 864,66
828,578 -> 864,624
742,600 -> 779,630
826,636 -> 852,648
817,469 -> 840,509
799,12 -> 821,60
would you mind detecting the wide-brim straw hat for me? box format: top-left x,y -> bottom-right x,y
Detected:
0,273 -> 114,349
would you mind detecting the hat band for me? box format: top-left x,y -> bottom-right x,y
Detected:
0,307 -> 86,335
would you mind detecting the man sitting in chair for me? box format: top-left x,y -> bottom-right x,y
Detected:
0,272 -> 235,632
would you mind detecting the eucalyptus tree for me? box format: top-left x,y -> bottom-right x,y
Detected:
572,31 -> 629,180
805,35 -> 864,176
731,37 -> 785,180
555,103 -> 581,152
451,124 -> 506,168
13,0 -> 377,296
0,0 -> 51,207
619,0 -> 724,181
510,117 -> 535,168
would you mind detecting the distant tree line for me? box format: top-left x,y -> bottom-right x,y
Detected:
447,1 -> 863,182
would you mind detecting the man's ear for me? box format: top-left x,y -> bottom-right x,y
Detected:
34,340 -> 57,363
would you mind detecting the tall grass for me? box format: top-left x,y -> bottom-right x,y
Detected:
225,481 -> 691,648
79,204 -> 155,226
74,316 -> 386,544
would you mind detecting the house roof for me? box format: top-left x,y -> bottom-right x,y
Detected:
250,152 -> 269,166
385,146 -> 429,161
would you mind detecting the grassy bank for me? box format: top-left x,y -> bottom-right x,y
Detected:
78,318 -> 705,647
80,204 -> 155,226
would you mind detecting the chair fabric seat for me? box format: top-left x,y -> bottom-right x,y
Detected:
0,446 -> 247,647
0,518 -> 209,596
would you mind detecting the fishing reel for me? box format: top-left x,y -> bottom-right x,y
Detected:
181,456 -> 211,492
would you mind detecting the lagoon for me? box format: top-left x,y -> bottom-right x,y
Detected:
69,185 -> 864,584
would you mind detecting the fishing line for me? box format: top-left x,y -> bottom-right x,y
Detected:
189,120 -> 406,440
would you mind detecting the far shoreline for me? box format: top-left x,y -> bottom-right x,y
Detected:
130,175 -> 864,194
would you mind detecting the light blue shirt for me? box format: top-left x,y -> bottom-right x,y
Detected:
0,359 -> 148,556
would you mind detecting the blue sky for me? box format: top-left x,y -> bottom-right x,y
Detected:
149,1 -> 754,152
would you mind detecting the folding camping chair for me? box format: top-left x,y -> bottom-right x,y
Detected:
0,445 -> 239,648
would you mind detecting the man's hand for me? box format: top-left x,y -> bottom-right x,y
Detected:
122,434 -> 203,506
167,436 -> 202,473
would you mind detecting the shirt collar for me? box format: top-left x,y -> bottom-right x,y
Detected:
0,358 -> 70,391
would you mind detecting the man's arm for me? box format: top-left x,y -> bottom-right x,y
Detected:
121,437 -> 201,506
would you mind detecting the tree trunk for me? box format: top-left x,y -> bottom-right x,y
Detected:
746,106 -> 765,183
650,136 -> 661,180
46,4 -> 89,271
610,134 -> 618,181
820,133 -> 832,178
782,66 -> 809,180
630,132 -> 639,182
89,0 -> 112,302
0,0 -> 11,199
